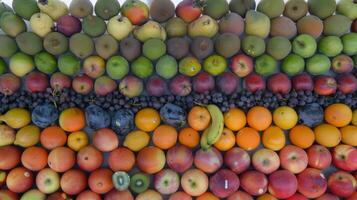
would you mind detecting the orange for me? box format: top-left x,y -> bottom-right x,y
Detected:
224,108 -> 246,131
40,126 -> 67,150
188,106 -> 211,131
236,127 -> 261,151
273,106 -> 298,130
135,108 -> 161,132
178,127 -> 200,148
314,123 -> 341,147
197,192 -> 219,200
340,125 -> 357,146
257,194 -> 278,200
247,106 -> 272,131
352,109 -> 357,126
262,126 -> 286,151
59,108 -> 85,132
324,103 -> 352,127
214,128 -> 235,151
289,125 -> 315,149
152,125 -> 178,150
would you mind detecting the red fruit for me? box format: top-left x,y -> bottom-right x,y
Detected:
170,75 -> 192,96
315,193 -> 339,200
331,55 -> 354,74
21,146 -> 48,171
194,147 -> 223,174
328,171 -> 357,198
307,145 -> 332,170
0,189 -> 18,200
93,128 -> 119,152
56,15 -> 81,37
252,148 -> 280,175
268,170 -> 298,199
166,145 -> 193,173
0,171 -> 6,187
347,192 -> 357,200
48,147 -> 76,173
267,73 -> 291,94
240,170 -> 268,196
50,72 -> 71,91
154,169 -> 180,195
47,192 -> 71,200
72,74 -> 94,95
146,76 -> 167,97
122,0 -> 149,25
6,167 -> 33,193
77,190 -> 101,200
292,73 -> 314,91
314,76 -> 337,95
0,73 -> 21,95
224,147 -> 250,174
77,146 -> 103,172
227,191 -> 253,200
337,74 -> 357,94
119,75 -> 144,98
169,191 -> 192,200
193,72 -> 215,93
285,193 -> 308,200
209,169 -> 240,198
175,0 -> 202,23
25,71 -> 49,93
104,189 -> 134,200
332,144 -> 357,171
88,168 -> 113,194
60,169 -> 87,195
108,147 -> 135,172
297,168 -> 327,198
216,71 -> 238,95
244,73 -> 266,93
0,146 -> 21,170
137,146 -> 166,174
94,76 -> 117,96
279,145 -> 308,174
230,54 -> 254,77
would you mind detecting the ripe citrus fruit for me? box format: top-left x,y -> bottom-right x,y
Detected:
273,106 -> 298,130
67,131 -> 89,151
40,126 -> 67,150
135,108 -> 161,132
324,103 -> 352,127
214,128 -> 235,151
59,108 -> 85,132
92,128 -> 119,152
197,192 -> 219,200
188,106 -> 211,131
247,106 -> 272,131
289,125 -> 315,149
124,130 -> 150,152
178,127 -> 200,148
152,125 -> 178,150
352,109 -> 357,126
314,123 -> 341,147
21,146 -> 48,171
262,126 -> 286,151
224,108 -> 246,131
236,127 -> 261,151
340,125 -> 357,146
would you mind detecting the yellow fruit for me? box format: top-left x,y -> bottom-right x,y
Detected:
214,128 -> 236,151
0,108 -> 31,129
324,103 -> 352,127
352,109 -> 357,126
289,125 -> 315,149
262,126 -> 286,151
135,108 -> 161,132
273,106 -> 298,130
314,124 -> 341,147
0,125 -> 15,147
14,125 -> 40,147
67,131 -> 89,151
124,130 -> 150,152
340,125 -> 357,146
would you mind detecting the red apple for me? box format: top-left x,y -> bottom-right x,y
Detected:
331,55 -> 354,74
297,168 -> 327,198
94,76 -> 117,96
230,54 -> 254,77
328,171 -> 357,198
314,76 -> 337,95
332,144 -> 357,171
170,75 -> 192,96
0,189 -> 18,200
6,167 -> 33,193
193,72 -> 215,93
224,147 -> 250,174
194,147 -> 223,174
285,193 -> 308,200
36,168 -> 60,194
337,74 -> 357,94
122,0 -> 149,25
216,71 -> 239,95
268,170 -> 298,199
252,148 -> 280,174
146,76 -> 167,97
244,73 -> 266,93
119,75 -> 144,98
227,191 -> 253,200
154,169 -> 180,195
56,15 -> 81,37
307,145 -> 332,170
50,72 -> 71,91
25,71 -> 49,93
72,74 -> 93,95
209,169 -> 240,198
240,170 -> 268,196
181,169 -> 208,197
46,192 -> 71,200
166,145 -> 193,173
315,193 -> 339,200
267,73 -> 291,94
169,191 -> 192,200
0,73 -> 21,95
347,192 -> 357,200
83,56 -> 106,78
292,73 -> 314,91
175,0 -> 201,23
279,145 -> 308,174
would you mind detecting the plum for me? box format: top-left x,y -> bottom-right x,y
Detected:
85,105 -> 110,130
297,103 -> 324,127
56,15 -> 82,37
0,73 -> 21,95
160,103 -> 187,128
31,103 -> 59,128
111,109 -> 135,136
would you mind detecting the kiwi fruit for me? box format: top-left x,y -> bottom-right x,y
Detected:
43,32 -> 68,56
0,35 -> 18,58
12,0 -> 39,20
69,0 -> 93,18
119,37 -> 141,61
308,0 -> 336,19
130,173 -> 150,194
112,171 -> 130,191
82,15 -> 106,37
142,38 -> 166,61
203,0 -> 229,20
270,16 -> 297,39
323,14 -> 352,37
283,0 -> 308,21
214,33 -> 240,58
150,0 -> 175,23
166,37 -> 189,60
15,32 -> 43,55
95,34 -> 118,60
94,0 -> 120,20
165,17 -> 187,38
69,33 -> 94,59
190,36 -> 214,60
229,0 -> 256,16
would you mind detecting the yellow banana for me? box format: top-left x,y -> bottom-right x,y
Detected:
200,128 -> 210,150
206,104 -> 224,145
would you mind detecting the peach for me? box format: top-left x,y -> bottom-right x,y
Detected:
279,145 -> 308,174
240,170 -> 268,196
297,168 -> 327,198
6,167 -> 33,193
0,146 -> 21,170
88,168 -> 113,194
169,191 -> 192,200
48,147 -> 76,172
77,145 -> 103,172
224,147 -> 250,174
36,168 -> 60,194
252,148 -> 280,174
227,191 -> 253,200
209,169 -> 240,198
307,145 -> 332,170
93,128 -> 119,152
60,169 -> 87,195
268,170 -> 298,199
104,189 -> 134,200
181,169 -> 208,197
77,190 -> 101,200
166,145 -> 193,173
194,147 -> 223,174
137,146 -> 166,174
328,171 -> 357,198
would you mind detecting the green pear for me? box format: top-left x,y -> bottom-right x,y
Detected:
107,16 -> 133,41
9,52 -> 34,77
0,35 -> 18,58
37,0 -> 68,21
188,15 -> 219,38
30,13 -> 54,38
0,12 -> 26,37
245,10 -> 270,38
133,20 -> 166,42
12,0 -> 39,20
337,0 -> 357,20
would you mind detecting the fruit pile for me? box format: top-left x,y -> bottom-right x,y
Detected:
0,102 -> 357,199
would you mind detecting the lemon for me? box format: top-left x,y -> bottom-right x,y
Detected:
14,125 -> 40,147
67,131 -> 89,151
124,130 -> 150,152
0,108 -> 31,129
0,125 -> 15,147
273,106 -> 298,130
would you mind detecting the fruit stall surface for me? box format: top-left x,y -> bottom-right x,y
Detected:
0,0 -> 357,199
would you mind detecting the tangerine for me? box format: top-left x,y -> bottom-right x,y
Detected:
188,106 -> 211,131
21,146 -> 48,171
273,106 -> 298,130
236,127 -> 261,151
324,103 -> 352,127
224,108 -> 246,131
340,125 -> 357,146
314,123 -> 341,147
247,106 -> 272,131
178,127 -> 200,148
40,126 -> 67,150
197,192 -> 219,200
214,128 -> 236,151
262,126 -> 286,151
135,108 -> 161,132
59,108 -> 85,132
152,125 -> 178,150
289,125 -> 315,149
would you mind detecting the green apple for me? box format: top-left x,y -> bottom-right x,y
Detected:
106,56 -> 129,80
255,54 -> 278,76
35,51 -> 57,74
242,35 -> 266,57
342,33 -> 357,56
292,34 -> 317,58
337,0 -> 357,20
58,53 -> 80,76
318,36 -> 343,57
0,58 -> 7,75
131,56 -> 153,78
281,54 -> 305,76
107,16 -> 133,41
203,54 -> 227,76
9,52 -> 34,77
266,36 -> 291,60
306,54 -> 331,75
142,38 -> 166,61
156,55 -> 178,79
179,56 -> 201,77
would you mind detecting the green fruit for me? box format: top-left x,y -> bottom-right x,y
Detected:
112,171 -> 130,191
323,14 -> 352,36
34,52 -> 57,74
37,0 -> 69,21
165,17 -> 187,38
187,15 -> 219,38
242,35 -> 266,57
94,0 -> 120,20
12,0 -> 39,20
15,32 -> 43,56
58,53 -> 80,76
318,36 -> 343,57
0,58 -> 7,75
281,54 -> 305,76
156,55 -> 178,79
229,0 -> 256,16
292,34 -> 317,58
306,54 -> 331,75
95,34 -> 118,60
214,33 -> 240,58
342,33 -> 357,56
283,0 -> 308,21
131,56 -> 154,78
337,0 -> 357,20
69,0 -> 93,18
0,2 -> 12,16
308,0 -> 336,19
179,57 -> 202,77
353,55 -> 357,68
203,0 -> 229,20
0,35 -> 18,58
43,32 -> 68,56
9,52 -> 34,77
142,38 -> 166,61
82,15 -> 106,37
0,11 -> 26,37
245,10 -> 270,38
255,54 -> 278,76
130,172 -> 150,194
20,189 -> 45,200
30,13 -> 54,38
203,54 -> 227,76
257,0 -> 285,18
106,56 -> 129,80
266,36 -> 292,60
69,33 -> 94,59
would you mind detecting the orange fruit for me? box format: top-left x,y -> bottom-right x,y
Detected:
352,109 -> 357,126
152,125 -> 178,150
59,108 -> 85,132
324,103 -> 352,127
314,123 -> 341,147
257,194 -> 278,200
236,127 -> 261,151
214,128 -> 235,151
135,108 -> 161,132
178,127 -> 200,148
48,147 -> 76,172
247,106 -> 272,131
21,146 -> 48,171
93,128 -> 119,152
123,130 -> 150,152
289,125 -> 315,149
40,126 -> 67,150
197,192 -> 219,200
188,106 -> 211,131
262,126 -> 286,151
340,125 -> 357,146
224,108 -> 246,131
273,106 -> 298,130
67,131 -> 88,151
108,147 -> 136,172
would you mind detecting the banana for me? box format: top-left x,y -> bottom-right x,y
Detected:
206,104 -> 224,145
200,128 -> 210,150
